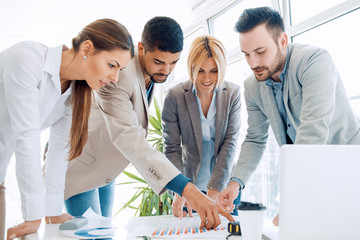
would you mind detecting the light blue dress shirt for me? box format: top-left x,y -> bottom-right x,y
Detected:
192,86 -> 218,191
265,51 -> 297,143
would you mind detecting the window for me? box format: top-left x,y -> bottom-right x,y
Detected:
209,0 -> 272,52
289,0 -> 346,25
292,8 -> 360,99
226,59 -> 252,142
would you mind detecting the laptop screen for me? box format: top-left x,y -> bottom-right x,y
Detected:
279,145 -> 360,240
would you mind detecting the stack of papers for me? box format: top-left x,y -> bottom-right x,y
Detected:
59,208 -> 115,239
124,214 -> 235,239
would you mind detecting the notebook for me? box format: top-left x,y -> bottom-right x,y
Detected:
279,144 -> 360,240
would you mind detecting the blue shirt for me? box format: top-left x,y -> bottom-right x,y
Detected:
265,51 -> 296,143
145,81 -> 190,196
192,86 -> 218,191
146,80 -> 154,103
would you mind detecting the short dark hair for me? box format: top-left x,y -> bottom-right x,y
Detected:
234,7 -> 285,41
141,16 -> 183,53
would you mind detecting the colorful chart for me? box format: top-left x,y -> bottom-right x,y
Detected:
151,226 -> 227,236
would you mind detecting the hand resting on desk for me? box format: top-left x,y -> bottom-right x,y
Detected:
6,213 -> 72,240
171,193 -> 194,219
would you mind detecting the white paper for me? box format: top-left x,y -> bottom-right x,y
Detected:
82,207 -> 113,228
124,213 -> 235,239
59,208 -> 115,239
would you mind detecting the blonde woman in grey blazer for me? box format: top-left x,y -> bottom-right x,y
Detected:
162,36 -> 241,218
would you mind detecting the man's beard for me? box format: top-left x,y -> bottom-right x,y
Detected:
253,47 -> 285,81
144,67 -> 169,84
150,73 -> 169,83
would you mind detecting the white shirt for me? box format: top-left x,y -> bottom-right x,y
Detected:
0,41 -> 71,220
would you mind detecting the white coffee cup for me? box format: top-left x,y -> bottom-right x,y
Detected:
237,202 -> 266,240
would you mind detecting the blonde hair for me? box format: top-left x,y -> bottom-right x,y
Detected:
187,35 -> 227,88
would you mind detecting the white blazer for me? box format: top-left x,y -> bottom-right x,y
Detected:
0,41 -> 71,220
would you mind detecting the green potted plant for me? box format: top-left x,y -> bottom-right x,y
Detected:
116,98 -> 173,217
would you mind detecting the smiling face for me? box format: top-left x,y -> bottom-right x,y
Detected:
84,48 -> 132,90
195,57 -> 218,95
240,23 -> 287,82
138,42 -> 181,83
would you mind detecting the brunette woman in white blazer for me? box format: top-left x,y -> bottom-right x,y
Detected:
0,19 -> 134,240
162,36 -> 242,218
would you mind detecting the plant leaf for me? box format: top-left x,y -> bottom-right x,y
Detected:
149,115 -> 162,131
154,98 -> 162,123
122,171 -> 147,184
116,181 -> 138,185
114,189 -> 141,216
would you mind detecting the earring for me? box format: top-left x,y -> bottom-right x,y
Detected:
83,56 -> 87,59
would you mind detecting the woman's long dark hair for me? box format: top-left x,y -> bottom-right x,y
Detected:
68,19 -> 134,160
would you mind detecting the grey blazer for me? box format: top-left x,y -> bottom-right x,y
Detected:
64,53 -> 180,199
162,80 -> 241,192
231,43 -> 360,185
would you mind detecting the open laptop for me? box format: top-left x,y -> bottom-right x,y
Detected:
279,145 -> 360,240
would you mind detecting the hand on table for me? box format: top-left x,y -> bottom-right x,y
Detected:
45,213 -> 73,224
7,219 -> 41,240
182,182 -> 235,230
6,213 -> 73,240
171,194 -> 193,219
218,181 -> 239,213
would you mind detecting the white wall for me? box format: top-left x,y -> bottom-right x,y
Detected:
0,0 -> 193,51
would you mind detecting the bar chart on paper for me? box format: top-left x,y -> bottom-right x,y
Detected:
151,226 -> 227,236
124,214 -> 232,239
